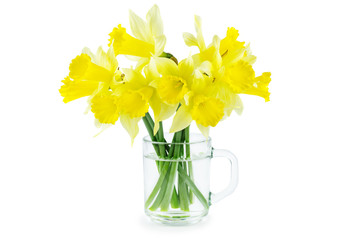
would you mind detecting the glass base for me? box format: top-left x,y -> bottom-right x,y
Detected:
145,209 -> 208,226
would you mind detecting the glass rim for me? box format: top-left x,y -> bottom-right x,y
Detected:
143,132 -> 211,145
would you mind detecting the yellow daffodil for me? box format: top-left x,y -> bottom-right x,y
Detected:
59,45 -> 118,104
166,62 -> 226,137
143,60 -> 178,134
90,88 -> 142,144
89,87 -> 143,144
109,5 -> 166,70
182,15 -> 271,121
60,45 -> 137,140
152,57 -> 194,104
114,68 -> 154,117
89,68 -> 152,143
169,94 -> 225,138
147,56 -> 202,134
241,72 -> 271,102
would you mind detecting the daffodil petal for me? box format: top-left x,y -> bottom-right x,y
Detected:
146,4 -> 163,38
158,103 -> 177,123
212,35 -> 221,50
197,60 -> 212,76
93,120 -> 112,137
144,58 -> 160,80
96,46 -> 108,69
149,92 -> 177,134
135,58 -> 150,72
106,44 -> 118,73
82,47 -> 96,63
222,47 -> 245,66
242,55 -> 257,65
95,46 -> 118,73
212,35 -> 223,67
198,46 -> 217,63
154,57 -> 179,76
129,10 -> 152,43
183,32 -> 198,47
213,81 -> 238,117
234,95 -> 244,115
122,68 -> 148,88
120,114 -> 141,146
196,123 -> 210,139
242,43 -> 257,65
178,56 -> 194,81
170,106 -> 193,133
154,35 -> 166,57
194,15 -> 206,51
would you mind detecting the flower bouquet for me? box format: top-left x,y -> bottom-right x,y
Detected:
59,5 -> 271,225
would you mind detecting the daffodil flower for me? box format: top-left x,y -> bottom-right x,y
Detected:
155,59 -> 225,137
169,93 -> 225,138
109,5 -> 166,70
152,57 -> 193,104
59,45 -> 118,104
59,45 -> 143,143
143,59 -> 179,134
90,87 -> 142,144
182,15 -> 271,121
241,72 -> 271,102
90,68 -> 153,143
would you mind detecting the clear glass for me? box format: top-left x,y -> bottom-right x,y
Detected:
143,133 -> 239,225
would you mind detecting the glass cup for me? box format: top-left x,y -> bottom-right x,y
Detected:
143,133 -> 238,225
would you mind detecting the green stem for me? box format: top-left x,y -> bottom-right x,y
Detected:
178,166 -> 209,210
171,187 -> 180,209
178,129 -> 189,211
185,126 -> 194,203
142,117 -> 158,150
166,131 -> 181,208
185,126 -> 190,158
142,115 -> 161,171
178,163 -> 190,211
145,162 -> 170,208
156,121 -> 166,160
143,113 -> 207,212
144,113 -> 167,169
160,161 -> 179,211
143,115 -> 180,210
160,131 -> 182,211
149,165 -> 171,211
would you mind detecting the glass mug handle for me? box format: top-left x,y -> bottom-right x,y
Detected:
209,148 -> 239,205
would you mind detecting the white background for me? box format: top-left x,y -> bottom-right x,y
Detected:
1,0 -> 359,239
